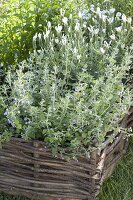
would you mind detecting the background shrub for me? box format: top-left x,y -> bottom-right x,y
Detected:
0,0 -> 86,70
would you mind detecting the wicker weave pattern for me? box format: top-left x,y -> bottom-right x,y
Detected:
0,108 -> 132,200
125,107 -> 133,128
0,133 -> 128,200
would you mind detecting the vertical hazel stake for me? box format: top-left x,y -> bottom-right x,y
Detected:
33,141 -> 39,188
90,150 -> 97,200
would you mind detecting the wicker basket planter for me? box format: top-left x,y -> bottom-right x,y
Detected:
0,109 -> 132,200
0,134 -> 129,200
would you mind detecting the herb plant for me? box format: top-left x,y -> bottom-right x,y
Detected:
0,7 -> 133,157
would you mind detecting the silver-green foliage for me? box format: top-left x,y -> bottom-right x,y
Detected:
1,7 -> 133,156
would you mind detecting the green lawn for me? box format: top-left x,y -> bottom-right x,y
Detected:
0,137 -> 133,200
99,137 -> 133,200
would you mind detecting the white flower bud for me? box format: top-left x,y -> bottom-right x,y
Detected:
43,33 -> 46,40
77,54 -> 81,61
90,4 -> 94,11
68,27 -> 71,32
74,47 -> 78,54
109,8 -> 115,14
116,12 -> 122,17
47,21 -> 51,29
78,11 -> 82,18
115,26 -> 122,32
33,33 -> 37,41
55,25 -> 62,33
46,29 -> 50,37
102,15 -> 107,22
110,34 -> 115,40
94,28 -> 99,35
69,14 -> 72,19
55,38 -> 59,44
88,25 -> 93,32
75,22 -> 80,31
121,44 -> 125,49
62,17 -> 68,25
83,22 -> 87,28
38,33 -> 42,39
122,14 -> 126,22
104,41 -> 110,48
62,35 -> 67,45
60,8 -> 63,16
100,47 -> 105,54
127,17 -> 132,24
96,7 -> 101,15
108,17 -> 114,24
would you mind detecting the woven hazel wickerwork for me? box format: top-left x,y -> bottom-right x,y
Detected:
0,110 -> 132,200
0,134 -> 129,200
122,107 -> 133,128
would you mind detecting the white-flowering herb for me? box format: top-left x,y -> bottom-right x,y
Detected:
1,6 -> 132,157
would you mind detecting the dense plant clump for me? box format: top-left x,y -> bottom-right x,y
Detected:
0,6 -> 133,157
